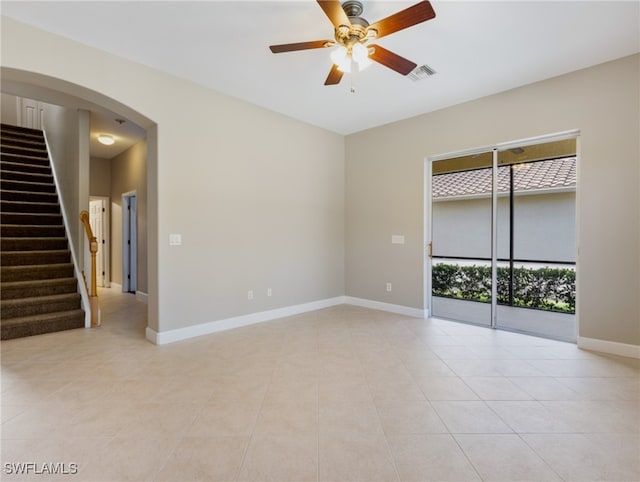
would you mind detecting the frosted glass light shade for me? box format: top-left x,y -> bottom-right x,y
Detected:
97,134 -> 115,145
330,46 -> 348,65
352,43 -> 368,63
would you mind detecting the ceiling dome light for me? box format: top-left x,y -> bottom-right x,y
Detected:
97,134 -> 115,146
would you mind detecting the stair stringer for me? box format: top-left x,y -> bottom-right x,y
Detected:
42,128 -> 97,328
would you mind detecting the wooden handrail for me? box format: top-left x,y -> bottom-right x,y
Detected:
80,210 -> 99,327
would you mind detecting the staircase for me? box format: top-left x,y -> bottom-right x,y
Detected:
1,123 -> 85,340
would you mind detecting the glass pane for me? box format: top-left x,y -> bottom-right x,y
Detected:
431,153 -> 493,327
495,154 -> 577,341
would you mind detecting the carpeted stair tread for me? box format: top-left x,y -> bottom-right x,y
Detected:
1,178 -> 56,193
0,168 -> 53,184
1,212 -> 63,226
1,189 -> 58,203
1,224 -> 66,237
0,144 -> 48,158
1,310 -> 85,340
0,138 -> 44,150
1,152 -> 51,166
0,160 -> 51,175
2,293 -> 81,318
1,278 -> 78,300
0,124 -> 45,136
1,200 -> 60,214
1,263 -> 74,282
1,237 -> 68,251
0,136 -> 46,149
1,249 -> 71,266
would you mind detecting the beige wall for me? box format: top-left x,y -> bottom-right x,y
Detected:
345,54 -> 639,346
89,156 -> 111,198
41,102 -> 90,266
1,17 -> 345,334
109,141 -> 147,293
1,93 -> 18,124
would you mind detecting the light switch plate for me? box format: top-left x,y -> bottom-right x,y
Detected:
391,235 -> 405,245
169,234 -> 182,246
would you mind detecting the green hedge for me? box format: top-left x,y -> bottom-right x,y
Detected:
432,263 -> 575,313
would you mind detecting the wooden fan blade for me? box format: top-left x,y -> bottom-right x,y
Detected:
317,0 -> 351,29
270,40 -> 331,53
324,64 -> 344,85
368,1 -> 436,40
368,45 -> 417,75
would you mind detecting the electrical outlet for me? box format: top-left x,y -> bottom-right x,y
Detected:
386,282 -> 392,292
248,290 -> 254,300
267,288 -> 272,297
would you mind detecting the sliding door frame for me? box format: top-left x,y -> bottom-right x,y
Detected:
425,129 -> 580,337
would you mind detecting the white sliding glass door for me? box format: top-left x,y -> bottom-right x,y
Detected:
428,133 -> 578,341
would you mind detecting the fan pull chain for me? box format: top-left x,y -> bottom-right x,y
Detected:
350,59 -> 357,93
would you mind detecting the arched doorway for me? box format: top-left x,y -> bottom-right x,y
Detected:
1,67 -> 158,338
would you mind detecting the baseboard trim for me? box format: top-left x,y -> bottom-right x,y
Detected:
344,296 -> 428,319
577,336 -> 640,359
146,296 -> 346,345
136,291 -> 148,302
146,296 -> 428,345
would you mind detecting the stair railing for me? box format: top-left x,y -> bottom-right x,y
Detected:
79,210 -> 100,327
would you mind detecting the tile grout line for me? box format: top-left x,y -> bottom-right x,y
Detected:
516,432 -> 567,481
233,350 -> 279,482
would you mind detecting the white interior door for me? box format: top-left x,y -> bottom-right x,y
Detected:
18,97 -> 44,130
89,198 -> 109,287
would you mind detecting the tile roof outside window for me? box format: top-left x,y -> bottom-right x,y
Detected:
432,157 -> 576,199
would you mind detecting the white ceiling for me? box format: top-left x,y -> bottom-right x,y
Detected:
2,1 -> 639,135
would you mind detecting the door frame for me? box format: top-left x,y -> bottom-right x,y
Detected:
122,191 -> 137,294
424,129 -> 580,338
89,196 -> 110,288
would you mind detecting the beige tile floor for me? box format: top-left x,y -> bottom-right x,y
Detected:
1,288 -> 639,481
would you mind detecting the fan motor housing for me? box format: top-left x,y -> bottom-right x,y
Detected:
342,0 -> 364,17
335,0 -> 371,46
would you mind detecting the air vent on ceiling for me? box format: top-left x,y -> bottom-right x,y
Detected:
408,64 -> 437,81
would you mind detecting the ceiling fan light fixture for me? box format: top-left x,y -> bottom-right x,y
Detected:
269,0 -> 437,86
356,56 -> 372,71
352,42 -> 372,71
351,42 -> 368,63
330,45 -> 348,64
331,46 -> 352,72
97,134 -> 115,146
336,58 -> 352,73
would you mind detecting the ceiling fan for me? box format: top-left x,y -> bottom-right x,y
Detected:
269,0 -> 436,86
